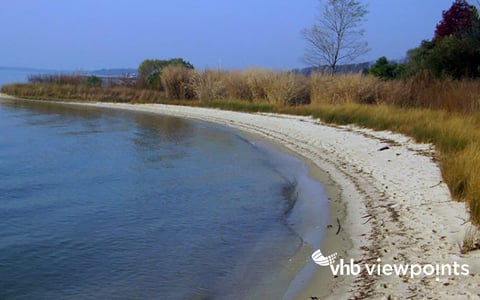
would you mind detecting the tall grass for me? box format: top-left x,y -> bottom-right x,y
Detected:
160,65 -> 195,100
1,84 -> 167,103
28,73 -> 85,85
264,72 -> 310,106
189,70 -> 227,102
185,69 -> 310,105
310,72 -> 480,113
2,70 -> 480,224
310,73 -> 379,104
16,70 -> 480,113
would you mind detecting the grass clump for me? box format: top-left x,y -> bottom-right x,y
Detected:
461,226 -> 480,254
160,65 -> 195,100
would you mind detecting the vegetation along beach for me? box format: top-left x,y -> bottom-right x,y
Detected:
1,0 -> 480,299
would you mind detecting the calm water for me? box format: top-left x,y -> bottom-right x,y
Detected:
0,97 -> 329,299
0,67 -> 53,87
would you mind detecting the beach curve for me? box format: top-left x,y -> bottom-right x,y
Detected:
3,97 -> 480,299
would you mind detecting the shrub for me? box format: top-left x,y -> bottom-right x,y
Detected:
145,70 -> 162,90
84,75 -> 102,87
189,70 -> 226,102
243,68 -> 272,101
27,74 -> 84,85
138,58 -> 194,89
310,74 -> 379,105
160,65 -> 195,100
406,0 -> 480,79
369,56 -> 406,80
264,72 -> 310,106
223,71 -> 253,101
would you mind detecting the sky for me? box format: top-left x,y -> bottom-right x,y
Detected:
0,0 -> 460,71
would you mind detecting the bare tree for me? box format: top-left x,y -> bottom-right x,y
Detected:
302,0 -> 369,75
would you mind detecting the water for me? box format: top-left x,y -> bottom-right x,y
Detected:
0,67 -> 54,87
0,97 -> 329,299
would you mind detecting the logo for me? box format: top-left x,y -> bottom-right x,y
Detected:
311,249 -> 337,266
311,248 -> 470,281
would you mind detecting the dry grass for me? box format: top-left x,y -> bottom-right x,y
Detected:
309,72 -> 480,113
28,73 -> 85,85
189,70 -> 226,102
160,65 -> 195,100
243,68 -> 272,101
310,74 -> 379,105
223,71 -> 254,101
11,71 -> 480,113
0,84 -> 167,103
461,226 -> 480,254
187,69 -> 310,105
264,72 -> 310,106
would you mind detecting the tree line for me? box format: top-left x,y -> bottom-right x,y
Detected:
303,0 -> 480,80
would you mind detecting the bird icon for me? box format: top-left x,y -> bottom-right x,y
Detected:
311,249 -> 337,266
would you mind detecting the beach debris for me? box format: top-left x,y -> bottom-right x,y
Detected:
429,181 -> 442,188
363,216 -> 373,224
378,146 -> 390,151
336,217 -> 342,235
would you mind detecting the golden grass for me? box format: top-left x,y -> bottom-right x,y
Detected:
310,72 -> 480,113
187,69 -> 310,105
310,73 -> 379,104
0,84 -> 169,103
461,226 -> 480,254
160,65 -> 195,100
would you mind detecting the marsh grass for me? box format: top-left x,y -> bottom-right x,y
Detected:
160,65 -> 195,100
1,84 -> 167,103
461,226 -> 480,254
3,71 -> 480,225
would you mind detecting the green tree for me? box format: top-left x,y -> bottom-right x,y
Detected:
406,40 -> 435,76
430,35 -> 480,78
138,58 -> 194,89
369,56 -> 405,79
84,75 -> 102,87
407,0 -> 480,79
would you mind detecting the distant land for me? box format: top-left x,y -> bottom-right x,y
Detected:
0,66 -> 137,77
89,68 -> 138,77
296,62 -> 373,76
0,66 -> 138,86
1,62 -> 396,80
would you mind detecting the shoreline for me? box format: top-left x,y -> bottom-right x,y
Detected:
2,95 -> 479,298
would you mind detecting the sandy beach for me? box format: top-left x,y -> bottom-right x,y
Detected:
3,97 -> 480,299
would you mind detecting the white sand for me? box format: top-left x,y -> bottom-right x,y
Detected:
4,97 -> 480,299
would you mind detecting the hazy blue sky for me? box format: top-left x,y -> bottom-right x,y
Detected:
0,0 -> 458,70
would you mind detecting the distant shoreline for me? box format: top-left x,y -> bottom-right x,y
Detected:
1,95 -> 477,299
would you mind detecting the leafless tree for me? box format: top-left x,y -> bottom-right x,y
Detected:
302,0 -> 369,75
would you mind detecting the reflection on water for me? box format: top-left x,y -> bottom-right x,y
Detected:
0,99 -> 325,299
133,112 -> 192,143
